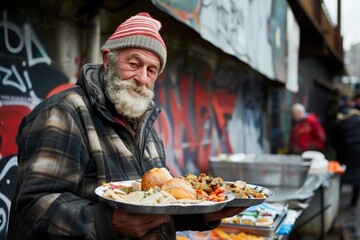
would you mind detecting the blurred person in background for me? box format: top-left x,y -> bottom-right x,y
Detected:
338,95 -> 354,114
332,94 -> 360,207
289,103 -> 326,154
353,92 -> 360,110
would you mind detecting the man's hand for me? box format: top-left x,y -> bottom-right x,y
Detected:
204,207 -> 247,222
112,209 -> 170,238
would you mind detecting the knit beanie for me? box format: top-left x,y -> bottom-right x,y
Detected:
101,12 -> 167,73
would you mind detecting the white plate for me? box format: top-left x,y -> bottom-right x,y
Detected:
95,180 -> 235,214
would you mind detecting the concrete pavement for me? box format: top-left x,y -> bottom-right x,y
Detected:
330,184 -> 360,240
298,184 -> 359,240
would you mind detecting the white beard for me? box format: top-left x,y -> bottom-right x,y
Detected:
104,67 -> 154,118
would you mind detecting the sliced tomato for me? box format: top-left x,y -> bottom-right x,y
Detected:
214,186 -> 225,194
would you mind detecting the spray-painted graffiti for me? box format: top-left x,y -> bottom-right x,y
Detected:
0,10 -> 69,239
0,11 -> 67,99
154,56 -> 265,176
153,0 -> 295,84
0,156 -> 18,237
151,0 -> 202,27
0,102 -> 32,240
0,105 -> 32,157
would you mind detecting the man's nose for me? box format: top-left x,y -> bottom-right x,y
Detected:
134,67 -> 148,86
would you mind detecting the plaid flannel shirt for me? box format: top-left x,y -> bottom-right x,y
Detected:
14,64 -> 168,239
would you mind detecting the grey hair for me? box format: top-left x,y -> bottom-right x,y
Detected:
291,103 -> 305,113
106,50 -> 120,66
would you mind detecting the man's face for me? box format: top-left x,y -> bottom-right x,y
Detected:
104,48 -> 160,118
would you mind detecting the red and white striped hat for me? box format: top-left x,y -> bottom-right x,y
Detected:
101,12 -> 167,73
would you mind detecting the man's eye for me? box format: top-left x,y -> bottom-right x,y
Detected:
128,62 -> 138,69
148,68 -> 157,77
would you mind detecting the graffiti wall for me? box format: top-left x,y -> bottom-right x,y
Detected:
154,54 -> 266,176
0,7 -> 268,238
0,10 -> 69,238
152,0 -> 300,89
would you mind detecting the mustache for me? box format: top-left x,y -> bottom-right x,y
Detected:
110,77 -> 154,99
104,59 -> 153,97
113,77 -> 147,92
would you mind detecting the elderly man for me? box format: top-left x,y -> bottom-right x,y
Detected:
7,13 -> 244,240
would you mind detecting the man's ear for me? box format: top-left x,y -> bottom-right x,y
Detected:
102,49 -> 111,70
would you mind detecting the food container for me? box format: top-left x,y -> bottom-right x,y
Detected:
209,154 -> 312,188
219,207 -> 287,239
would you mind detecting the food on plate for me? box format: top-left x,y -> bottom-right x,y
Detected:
179,173 -> 226,202
181,173 -> 266,199
141,167 -> 174,190
103,185 -> 177,204
100,171 -> 228,205
102,180 -> 141,199
161,178 -> 197,200
225,181 -> 266,199
140,169 -> 226,202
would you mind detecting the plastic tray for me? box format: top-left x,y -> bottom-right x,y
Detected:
220,208 -> 287,239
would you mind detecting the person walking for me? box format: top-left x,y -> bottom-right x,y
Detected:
289,103 -> 326,154
7,12 -> 244,240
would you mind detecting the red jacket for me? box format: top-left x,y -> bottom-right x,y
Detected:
290,113 -> 326,154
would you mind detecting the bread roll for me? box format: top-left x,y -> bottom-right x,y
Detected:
141,167 -> 173,191
161,178 -> 197,200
